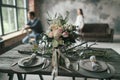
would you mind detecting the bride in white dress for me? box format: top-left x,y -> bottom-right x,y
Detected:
74,8 -> 84,33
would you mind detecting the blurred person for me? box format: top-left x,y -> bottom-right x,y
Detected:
74,8 -> 84,33
22,11 -> 43,44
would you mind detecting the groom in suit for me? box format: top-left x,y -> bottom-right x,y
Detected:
22,11 -> 43,44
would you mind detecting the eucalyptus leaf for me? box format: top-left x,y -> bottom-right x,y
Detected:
64,11 -> 69,22
47,11 -> 52,20
52,39 -> 59,48
54,13 -> 57,18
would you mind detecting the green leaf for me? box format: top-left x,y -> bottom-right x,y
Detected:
54,13 -> 57,18
58,13 -> 63,20
64,11 -> 69,22
52,39 -> 59,48
47,11 -> 52,20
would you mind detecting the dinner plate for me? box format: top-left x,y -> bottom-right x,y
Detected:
77,63 -> 115,79
80,59 -> 108,72
11,59 -> 50,73
18,56 -> 44,67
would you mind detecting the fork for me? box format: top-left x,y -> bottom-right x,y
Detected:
42,59 -> 47,69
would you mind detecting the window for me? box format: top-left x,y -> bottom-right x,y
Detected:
2,0 -> 15,5
0,0 -> 28,35
17,0 -> 26,8
18,9 -> 27,29
17,0 -> 27,29
0,17 -> 2,35
2,7 -> 17,34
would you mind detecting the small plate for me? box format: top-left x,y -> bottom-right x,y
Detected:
18,56 -> 44,67
80,59 -> 108,72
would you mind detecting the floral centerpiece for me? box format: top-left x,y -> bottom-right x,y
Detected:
45,11 -> 78,48
38,11 -> 79,77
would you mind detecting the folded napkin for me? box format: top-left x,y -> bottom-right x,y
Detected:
90,56 -> 100,71
90,55 -> 96,62
22,53 -> 37,66
91,62 -> 100,71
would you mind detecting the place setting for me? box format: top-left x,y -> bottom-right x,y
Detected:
72,55 -> 116,79
11,53 -> 50,73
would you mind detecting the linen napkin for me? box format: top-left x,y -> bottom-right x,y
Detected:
90,56 -> 100,71
22,53 -> 37,66
91,61 -> 100,71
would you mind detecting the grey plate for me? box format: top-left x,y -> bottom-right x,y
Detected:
11,59 -> 50,73
80,59 -> 108,72
77,63 -> 115,79
18,56 -> 44,68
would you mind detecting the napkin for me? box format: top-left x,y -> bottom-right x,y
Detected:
22,53 -> 37,66
90,55 -> 96,62
90,56 -> 100,71
91,62 -> 100,71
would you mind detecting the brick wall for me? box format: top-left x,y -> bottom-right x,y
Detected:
28,0 -> 43,19
28,0 -> 35,11
28,0 -> 40,18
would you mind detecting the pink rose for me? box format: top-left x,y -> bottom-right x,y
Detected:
48,32 -> 53,38
57,27 -> 63,33
62,31 -> 69,37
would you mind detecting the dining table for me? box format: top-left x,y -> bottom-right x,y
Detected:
0,43 -> 120,80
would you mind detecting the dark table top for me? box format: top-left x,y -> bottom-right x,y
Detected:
0,44 -> 120,79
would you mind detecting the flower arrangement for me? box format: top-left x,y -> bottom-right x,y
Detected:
45,11 -> 78,48
37,11 -> 79,77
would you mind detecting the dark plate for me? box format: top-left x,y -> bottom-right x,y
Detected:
11,58 -> 50,73
18,56 -> 44,68
77,63 -> 115,79
80,59 -> 108,72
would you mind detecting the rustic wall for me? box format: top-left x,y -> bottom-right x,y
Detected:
37,0 -> 120,34
28,0 -> 35,11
